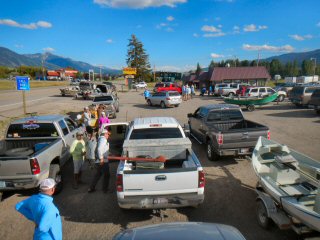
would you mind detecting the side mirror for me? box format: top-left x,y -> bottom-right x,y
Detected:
187,113 -> 193,118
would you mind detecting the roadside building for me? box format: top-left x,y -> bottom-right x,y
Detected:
46,68 -> 78,81
47,71 -> 61,80
296,75 -> 319,84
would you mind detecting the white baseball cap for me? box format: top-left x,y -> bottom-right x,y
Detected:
39,178 -> 56,190
101,112 -> 106,116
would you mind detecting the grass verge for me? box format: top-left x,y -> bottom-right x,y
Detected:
0,80 -> 68,90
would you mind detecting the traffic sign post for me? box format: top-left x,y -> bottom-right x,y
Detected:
16,76 -> 30,115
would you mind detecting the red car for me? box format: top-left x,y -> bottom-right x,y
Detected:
154,82 -> 182,94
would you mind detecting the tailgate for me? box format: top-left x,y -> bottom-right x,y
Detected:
0,157 -> 32,177
221,129 -> 268,149
123,169 -> 198,192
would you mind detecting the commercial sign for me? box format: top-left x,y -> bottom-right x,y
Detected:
16,76 -> 30,91
123,67 -> 137,75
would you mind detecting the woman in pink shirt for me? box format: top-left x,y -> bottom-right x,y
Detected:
98,111 -> 110,131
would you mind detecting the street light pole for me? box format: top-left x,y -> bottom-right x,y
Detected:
310,58 -> 316,82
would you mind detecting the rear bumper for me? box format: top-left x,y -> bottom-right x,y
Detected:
117,192 -> 204,209
0,175 -> 42,191
217,147 -> 254,156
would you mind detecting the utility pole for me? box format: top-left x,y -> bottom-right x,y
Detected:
257,52 -> 260,67
311,58 -> 316,82
153,64 -> 156,82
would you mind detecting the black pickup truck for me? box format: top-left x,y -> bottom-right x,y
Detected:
188,104 -> 270,161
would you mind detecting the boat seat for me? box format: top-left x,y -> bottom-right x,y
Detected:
270,163 -> 300,186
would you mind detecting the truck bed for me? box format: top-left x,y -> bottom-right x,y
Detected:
0,138 -> 57,158
209,119 -> 266,132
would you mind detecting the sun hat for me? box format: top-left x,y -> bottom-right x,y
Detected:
39,178 -> 56,190
76,131 -> 84,136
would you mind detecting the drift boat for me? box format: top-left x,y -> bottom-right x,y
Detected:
252,137 -> 320,232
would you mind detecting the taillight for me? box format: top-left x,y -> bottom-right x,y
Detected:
116,174 -> 123,192
166,97 -> 171,100
217,133 -> 223,145
267,131 -> 271,140
248,94 -> 251,96
30,158 -> 40,175
198,170 -> 205,188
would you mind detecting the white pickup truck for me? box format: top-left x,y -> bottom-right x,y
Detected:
0,115 -> 81,195
107,117 -> 205,209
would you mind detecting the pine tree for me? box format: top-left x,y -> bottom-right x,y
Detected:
195,63 -> 202,76
126,34 -> 151,81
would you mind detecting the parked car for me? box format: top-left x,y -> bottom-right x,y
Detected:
219,83 -> 250,97
245,87 -> 286,102
289,85 -> 320,107
154,82 -> 182,94
308,89 -> 320,114
92,94 -> 120,113
214,83 -> 233,95
112,222 -> 246,240
147,91 -> 182,108
103,81 -> 117,91
134,81 -> 147,89
188,104 -> 270,161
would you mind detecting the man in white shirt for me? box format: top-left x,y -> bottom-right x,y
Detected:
88,129 -> 111,193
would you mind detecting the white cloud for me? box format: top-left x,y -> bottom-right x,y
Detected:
243,24 -> 267,32
214,0 -> 234,2
211,53 -> 224,58
43,47 -> 55,52
106,39 -> 113,43
201,25 -> 221,32
14,44 -> 23,48
203,32 -> 226,37
36,21 -> 52,28
93,0 -> 187,8
193,33 -> 199,38
215,17 -> 221,21
166,27 -> 174,32
233,25 -> 240,34
0,19 -> 52,30
289,34 -> 313,41
242,44 -> 294,52
167,16 -> 174,21
316,22 -> 320,27
218,24 -> 222,28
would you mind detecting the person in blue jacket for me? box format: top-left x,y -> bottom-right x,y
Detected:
15,178 -> 62,240
143,87 -> 150,101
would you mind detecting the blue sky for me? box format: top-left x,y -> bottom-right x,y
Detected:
0,0 -> 319,72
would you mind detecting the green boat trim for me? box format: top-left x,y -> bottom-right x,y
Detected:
223,93 -> 279,106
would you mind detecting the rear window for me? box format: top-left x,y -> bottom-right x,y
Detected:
129,128 -> 183,139
207,110 -> 243,121
291,87 -> 304,94
305,87 -> 319,93
155,83 -> 165,88
93,96 -> 113,102
169,92 -> 180,96
312,89 -> 320,97
7,123 -> 59,138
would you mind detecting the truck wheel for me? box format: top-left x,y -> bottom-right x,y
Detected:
256,200 -> 271,229
147,99 -> 152,106
247,105 -> 255,112
228,92 -> 234,97
277,95 -> 285,102
207,141 -> 219,161
49,164 -> 63,195
116,107 -> 119,113
160,101 -> 166,108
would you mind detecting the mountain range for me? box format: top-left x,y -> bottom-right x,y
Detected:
0,46 -> 121,74
0,46 -> 319,73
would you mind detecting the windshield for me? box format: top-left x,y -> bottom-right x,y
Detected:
169,92 -> 180,96
93,96 -> 113,102
7,123 -> 59,138
207,110 -> 243,121
129,128 -> 183,139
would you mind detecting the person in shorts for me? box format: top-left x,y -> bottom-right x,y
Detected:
70,132 -> 86,189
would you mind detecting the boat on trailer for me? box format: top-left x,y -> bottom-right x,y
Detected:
252,137 -> 320,233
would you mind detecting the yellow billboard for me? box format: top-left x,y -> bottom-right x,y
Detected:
123,67 -> 137,75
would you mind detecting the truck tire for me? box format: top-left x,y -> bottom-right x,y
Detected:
160,101 -> 166,108
147,99 -> 152,106
228,92 -> 235,97
207,141 -> 219,161
5,147 -> 34,156
247,104 -> 255,112
49,164 -> 63,195
256,200 -> 272,229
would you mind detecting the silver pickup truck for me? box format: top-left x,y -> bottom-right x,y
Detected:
0,115 -> 80,196
107,117 -> 205,209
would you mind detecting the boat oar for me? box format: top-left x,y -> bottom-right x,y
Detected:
108,155 -> 167,163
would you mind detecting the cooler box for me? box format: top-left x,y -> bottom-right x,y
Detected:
35,142 -> 50,152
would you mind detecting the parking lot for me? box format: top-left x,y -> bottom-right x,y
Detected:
0,86 -> 319,240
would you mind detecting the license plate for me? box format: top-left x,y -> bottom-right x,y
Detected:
240,148 -> 249,154
0,181 -> 6,188
153,198 -> 168,204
